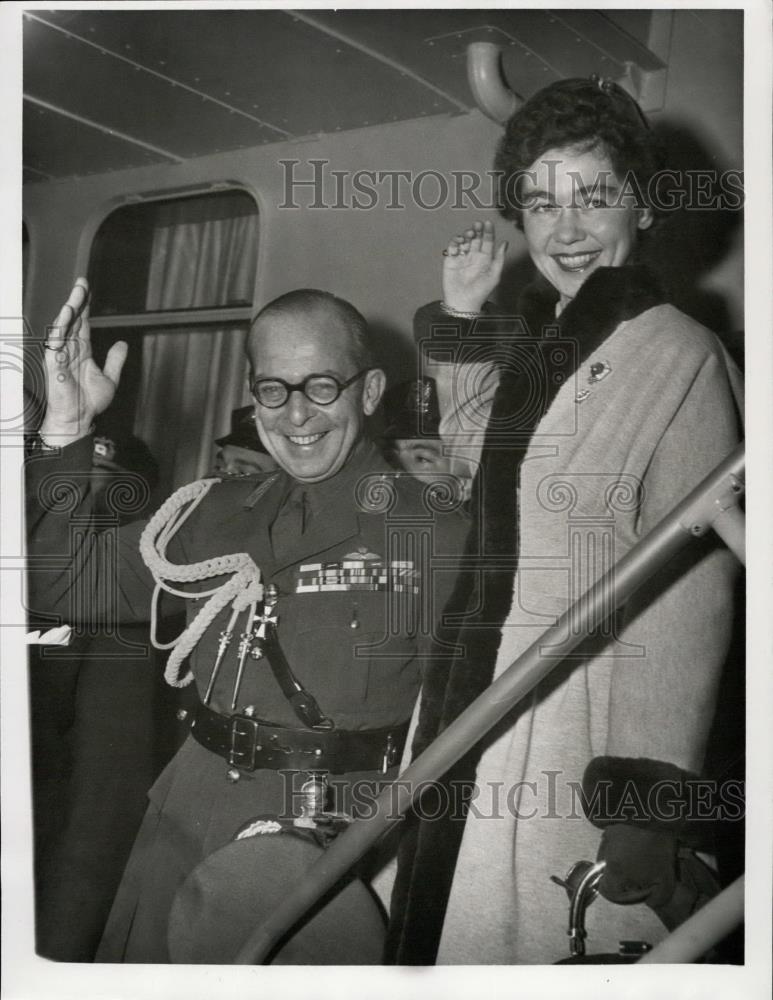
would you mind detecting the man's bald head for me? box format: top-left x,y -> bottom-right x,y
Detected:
246,289 -> 374,376
244,289 -> 386,483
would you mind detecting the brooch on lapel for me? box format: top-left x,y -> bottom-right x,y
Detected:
575,360 -> 612,403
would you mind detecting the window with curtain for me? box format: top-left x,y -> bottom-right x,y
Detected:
88,190 -> 259,500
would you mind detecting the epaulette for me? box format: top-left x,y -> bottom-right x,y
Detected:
242,471 -> 282,509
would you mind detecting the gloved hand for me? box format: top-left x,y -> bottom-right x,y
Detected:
597,824 -> 678,909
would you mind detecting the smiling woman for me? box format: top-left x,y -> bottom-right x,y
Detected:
519,146 -> 653,311
497,77 -> 660,312
391,76 -> 744,965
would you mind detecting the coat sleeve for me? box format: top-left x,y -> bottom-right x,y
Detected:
26,436 -> 184,627
604,348 -> 743,773
413,301 -> 501,488
425,502 -> 471,644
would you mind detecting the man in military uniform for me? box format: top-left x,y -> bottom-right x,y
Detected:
29,431 -> 188,962
381,376 -> 449,480
26,282 -> 468,963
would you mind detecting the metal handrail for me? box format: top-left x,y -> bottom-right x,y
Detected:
235,444 -> 746,964
638,876 -> 745,963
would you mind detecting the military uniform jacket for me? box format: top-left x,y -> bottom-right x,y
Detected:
27,438 -> 466,727
26,437 -> 469,961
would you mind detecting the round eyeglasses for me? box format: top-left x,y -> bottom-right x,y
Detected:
251,370 -> 368,409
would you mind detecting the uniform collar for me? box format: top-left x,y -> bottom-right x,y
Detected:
269,439 -> 384,574
285,438 -> 382,519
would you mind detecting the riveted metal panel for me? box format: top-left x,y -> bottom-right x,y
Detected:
23,165 -> 53,185
23,8 -> 674,181
24,16 -> 282,159
310,9 -> 662,107
557,11 -> 664,71
23,100 -> 169,178
30,10 -> 461,142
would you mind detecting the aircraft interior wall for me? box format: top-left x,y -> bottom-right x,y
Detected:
22,8 -> 744,382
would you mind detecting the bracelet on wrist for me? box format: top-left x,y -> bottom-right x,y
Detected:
36,433 -> 59,452
440,301 -> 481,319
36,424 -> 95,452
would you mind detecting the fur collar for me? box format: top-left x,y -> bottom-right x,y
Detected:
387,266 -> 666,965
519,264 -> 665,341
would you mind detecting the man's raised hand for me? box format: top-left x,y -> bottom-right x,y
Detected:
40,278 -> 128,446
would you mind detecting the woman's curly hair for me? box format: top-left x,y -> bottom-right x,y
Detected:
495,77 -> 665,229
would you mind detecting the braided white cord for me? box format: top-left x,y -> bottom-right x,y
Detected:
139,479 -> 264,688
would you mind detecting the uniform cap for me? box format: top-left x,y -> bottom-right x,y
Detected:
92,432 -> 159,486
215,405 -> 269,454
167,821 -> 386,964
382,377 -> 441,440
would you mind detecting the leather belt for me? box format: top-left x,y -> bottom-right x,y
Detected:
191,702 -> 409,775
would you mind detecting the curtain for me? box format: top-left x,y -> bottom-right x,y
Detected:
133,195 -> 258,497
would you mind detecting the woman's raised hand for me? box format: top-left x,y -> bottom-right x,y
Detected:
40,278 -> 128,445
441,220 -> 507,314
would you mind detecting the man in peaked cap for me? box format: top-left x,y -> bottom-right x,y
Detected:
27,281 -> 469,963
382,376 -> 470,502
90,429 -> 160,514
213,405 -> 278,478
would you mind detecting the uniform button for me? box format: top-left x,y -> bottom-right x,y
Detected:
243,705 -> 256,718
226,768 -> 241,783
175,708 -> 188,721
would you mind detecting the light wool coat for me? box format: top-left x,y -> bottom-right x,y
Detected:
393,267 -> 743,964
438,298 -> 742,963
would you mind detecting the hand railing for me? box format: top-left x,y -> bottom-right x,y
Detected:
235,444 -> 746,965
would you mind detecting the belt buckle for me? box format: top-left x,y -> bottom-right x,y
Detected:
228,714 -> 260,771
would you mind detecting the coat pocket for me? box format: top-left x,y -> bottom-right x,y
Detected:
285,592 -> 418,717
